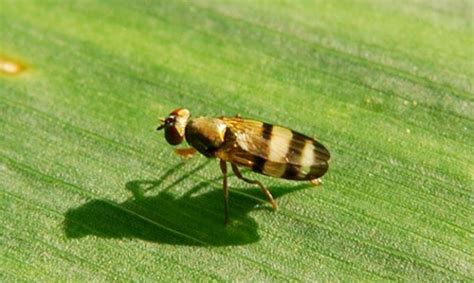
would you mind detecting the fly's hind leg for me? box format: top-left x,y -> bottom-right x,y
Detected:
219,160 -> 230,224
231,164 -> 277,210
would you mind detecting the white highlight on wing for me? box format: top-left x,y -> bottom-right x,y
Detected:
301,140 -> 315,167
268,127 -> 292,162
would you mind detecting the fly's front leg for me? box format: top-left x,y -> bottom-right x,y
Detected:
219,160 -> 229,224
231,164 -> 277,210
174,148 -> 197,159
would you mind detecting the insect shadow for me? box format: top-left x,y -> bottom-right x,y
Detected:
63,161 -> 310,246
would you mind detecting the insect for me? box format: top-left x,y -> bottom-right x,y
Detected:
157,108 -> 330,223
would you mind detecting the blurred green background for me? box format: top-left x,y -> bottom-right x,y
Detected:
1,0 -> 472,281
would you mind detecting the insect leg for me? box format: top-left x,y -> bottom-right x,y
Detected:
219,160 -> 229,224
231,164 -> 277,210
174,148 -> 197,159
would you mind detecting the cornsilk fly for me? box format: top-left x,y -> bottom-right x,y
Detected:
157,108 -> 330,223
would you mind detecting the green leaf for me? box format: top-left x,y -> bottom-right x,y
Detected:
1,0 -> 472,281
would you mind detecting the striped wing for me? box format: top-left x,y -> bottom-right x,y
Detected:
219,117 -> 330,180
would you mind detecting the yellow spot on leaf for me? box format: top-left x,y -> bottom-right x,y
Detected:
0,57 -> 25,75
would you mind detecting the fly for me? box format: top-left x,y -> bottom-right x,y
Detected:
157,108 -> 330,224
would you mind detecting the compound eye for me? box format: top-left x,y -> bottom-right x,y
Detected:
165,125 -> 184,145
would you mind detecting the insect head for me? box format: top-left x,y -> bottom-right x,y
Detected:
157,108 -> 190,145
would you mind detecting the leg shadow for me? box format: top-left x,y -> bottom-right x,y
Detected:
63,163 -> 312,246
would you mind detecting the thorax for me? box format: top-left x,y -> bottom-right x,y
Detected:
185,117 -> 228,157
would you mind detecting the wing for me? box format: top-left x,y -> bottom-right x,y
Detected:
217,117 -> 330,180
